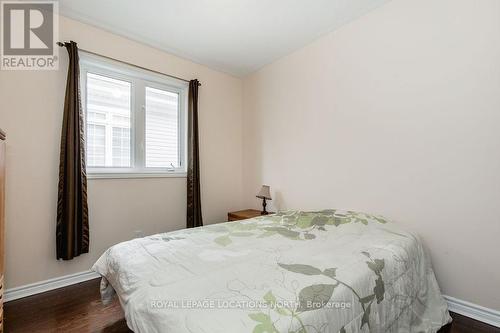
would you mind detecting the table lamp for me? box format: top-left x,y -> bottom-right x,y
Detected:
256,185 -> 272,215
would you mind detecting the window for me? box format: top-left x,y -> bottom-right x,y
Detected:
86,73 -> 131,168
80,53 -> 187,178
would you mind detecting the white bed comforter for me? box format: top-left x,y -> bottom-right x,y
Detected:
92,209 -> 451,333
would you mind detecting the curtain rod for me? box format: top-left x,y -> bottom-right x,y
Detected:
57,42 -> 201,86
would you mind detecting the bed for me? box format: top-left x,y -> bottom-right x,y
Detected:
92,209 -> 451,333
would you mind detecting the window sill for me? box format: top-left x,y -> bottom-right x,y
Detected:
87,172 -> 187,180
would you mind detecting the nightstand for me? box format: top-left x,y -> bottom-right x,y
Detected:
228,209 -> 273,221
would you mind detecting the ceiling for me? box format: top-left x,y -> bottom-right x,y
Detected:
59,0 -> 390,77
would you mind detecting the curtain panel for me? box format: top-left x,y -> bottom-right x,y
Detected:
186,79 -> 203,228
56,41 -> 89,260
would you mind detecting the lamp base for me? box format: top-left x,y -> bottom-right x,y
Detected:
260,197 -> 268,215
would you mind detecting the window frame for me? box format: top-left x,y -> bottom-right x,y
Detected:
80,52 -> 188,179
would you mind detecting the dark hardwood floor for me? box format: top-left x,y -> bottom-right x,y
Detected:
4,279 -> 129,333
4,279 -> 499,332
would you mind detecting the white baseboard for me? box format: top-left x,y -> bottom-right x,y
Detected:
444,295 -> 500,328
4,273 -> 500,329
4,270 -> 100,302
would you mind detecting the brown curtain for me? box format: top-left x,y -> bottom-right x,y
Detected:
187,79 -> 203,228
56,41 -> 89,260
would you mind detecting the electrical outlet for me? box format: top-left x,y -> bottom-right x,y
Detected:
134,230 -> 144,238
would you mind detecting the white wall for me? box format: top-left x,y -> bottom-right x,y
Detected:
0,15 -> 243,289
243,0 -> 500,311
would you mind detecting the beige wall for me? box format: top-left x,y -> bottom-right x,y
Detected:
0,16 -> 243,289
243,0 -> 500,311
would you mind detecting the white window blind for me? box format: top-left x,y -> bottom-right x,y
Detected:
145,87 -> 179,168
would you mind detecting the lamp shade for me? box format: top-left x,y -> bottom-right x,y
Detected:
256,185 -> 272,200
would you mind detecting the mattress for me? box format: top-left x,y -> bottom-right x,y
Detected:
92,209 -> 451,332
